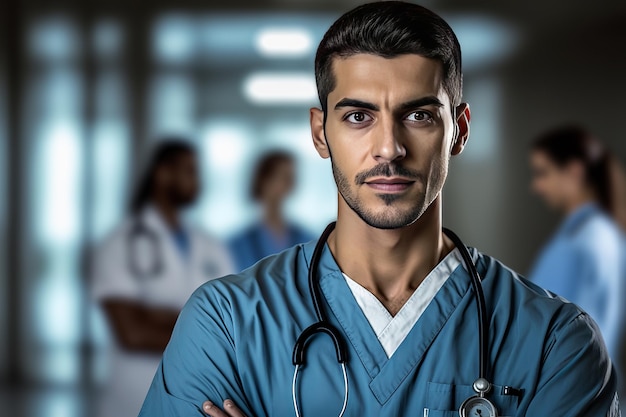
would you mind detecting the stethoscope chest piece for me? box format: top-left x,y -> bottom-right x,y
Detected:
459,378 -> 498,417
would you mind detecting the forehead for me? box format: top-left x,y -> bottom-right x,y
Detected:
170,151 -> 196,167
329,54 -> 448,106
531,150 -> 556,167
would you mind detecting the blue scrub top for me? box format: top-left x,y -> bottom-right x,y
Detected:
229,222 -> 313,271
140,240 -> 618,417
530,203 -> 625,359
171,228 -> 191,258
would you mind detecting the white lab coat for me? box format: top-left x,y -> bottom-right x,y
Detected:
91,206 -> 235,417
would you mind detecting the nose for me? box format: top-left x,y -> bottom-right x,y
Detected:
372,117 -> 406,163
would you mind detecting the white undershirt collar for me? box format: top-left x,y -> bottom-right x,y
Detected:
343,247 -> 467,358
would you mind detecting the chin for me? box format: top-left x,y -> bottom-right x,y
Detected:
359,205 -> 427,230
543,198 -> 562,211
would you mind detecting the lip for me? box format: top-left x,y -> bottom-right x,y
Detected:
364,177 -> 415,192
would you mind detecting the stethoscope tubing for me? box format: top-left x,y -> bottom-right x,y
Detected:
292,222 -> 492,416
442,227 -> 489,382
308,222 -> 336,323
127,219 -> 164,279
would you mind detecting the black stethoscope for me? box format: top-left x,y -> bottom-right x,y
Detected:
126,216 -> 221,280
291,222 -> 498,417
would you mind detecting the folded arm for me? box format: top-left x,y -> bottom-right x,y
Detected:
101,298 -> 179,353
139,286 -> 253,417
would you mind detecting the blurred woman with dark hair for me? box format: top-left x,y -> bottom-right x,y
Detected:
529,125 -> 626,366
229,150 -> 313,271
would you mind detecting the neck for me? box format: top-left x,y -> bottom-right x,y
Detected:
152,196 -> 180,230
263,202 -> 286,236
329,195 -> 453,315
563,190 -> 596,216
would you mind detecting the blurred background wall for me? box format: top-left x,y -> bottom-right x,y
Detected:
0,0 -> 624,415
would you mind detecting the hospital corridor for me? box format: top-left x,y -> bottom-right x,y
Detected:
1,0 -> 625,416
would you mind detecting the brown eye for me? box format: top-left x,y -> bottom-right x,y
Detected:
406,111 -> 433,123
345,112 -> 372,124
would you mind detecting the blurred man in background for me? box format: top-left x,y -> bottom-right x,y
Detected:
91,139 -> 234,417
229,150 -> 312,271
529,125 -> 626,369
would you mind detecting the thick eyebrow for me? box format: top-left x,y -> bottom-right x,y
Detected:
396,96 -> 444,114
334,98 -> 379,111
333,96 -> 444,113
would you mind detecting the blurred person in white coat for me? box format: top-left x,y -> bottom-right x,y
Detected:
92,139 -> 235,417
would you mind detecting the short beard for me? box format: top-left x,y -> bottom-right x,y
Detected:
332,161 -> 429,230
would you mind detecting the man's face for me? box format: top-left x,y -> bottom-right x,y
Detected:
311,54 -> 468,229
159,152 -> 200,207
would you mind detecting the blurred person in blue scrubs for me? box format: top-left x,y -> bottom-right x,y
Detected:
91,139 -> 234,417
229,150 -> 312,271
529,125 -> 626,365
140,3 -> 619,417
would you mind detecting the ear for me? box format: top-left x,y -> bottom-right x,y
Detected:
310,107 -> 330,159
566,160 -> 586,184
451,103 -> 471,156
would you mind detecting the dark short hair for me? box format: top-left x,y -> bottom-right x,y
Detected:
131,138 -> 196,213
315,1 -> 463,113
250,150 -> 295,201
532,125 -> 613,213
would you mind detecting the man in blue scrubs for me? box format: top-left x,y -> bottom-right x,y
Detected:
140,2 -> 619,416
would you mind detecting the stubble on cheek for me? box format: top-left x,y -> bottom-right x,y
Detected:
331,160 -> 431,229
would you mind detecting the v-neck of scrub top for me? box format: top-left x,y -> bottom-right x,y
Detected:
342,247 -> 463,358
310,241 -> 481,404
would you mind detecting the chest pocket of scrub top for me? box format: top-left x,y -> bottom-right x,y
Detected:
424,382 -> 519,417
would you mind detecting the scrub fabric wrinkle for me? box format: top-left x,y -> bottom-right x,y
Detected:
139,239 -> 617,417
